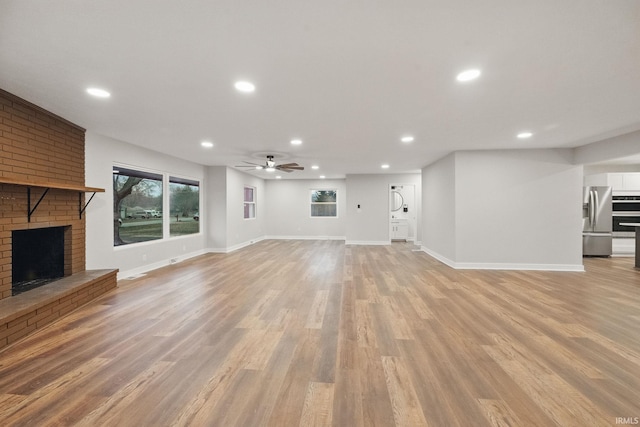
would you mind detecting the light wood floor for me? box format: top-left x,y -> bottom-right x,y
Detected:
0,240 -> 639,426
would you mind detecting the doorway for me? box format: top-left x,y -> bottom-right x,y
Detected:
389,184 -> 416,242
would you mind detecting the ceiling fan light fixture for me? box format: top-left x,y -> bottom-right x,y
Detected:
237,155 -> 304,173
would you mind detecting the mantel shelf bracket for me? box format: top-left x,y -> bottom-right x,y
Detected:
26,187 -> 98,222
79,191 -> 97,219
27,187 -> 50,223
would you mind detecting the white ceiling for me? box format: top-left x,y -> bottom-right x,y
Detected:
1,1 -> 640,179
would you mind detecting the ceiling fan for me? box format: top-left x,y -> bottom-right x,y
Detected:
235,155 -> 304,173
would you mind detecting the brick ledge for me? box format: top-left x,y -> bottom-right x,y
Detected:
0,269 -> 118,350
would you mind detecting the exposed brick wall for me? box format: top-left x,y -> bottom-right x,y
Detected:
0,89 -> 85,185
0,89 -> 87,300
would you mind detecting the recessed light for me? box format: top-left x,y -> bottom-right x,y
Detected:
276,175 -> 282,179
86,87 -> 111,98
234,81 -> 255,93
311,165 -> 319,170
201,141 -> 214,148
320,175 -> 326,179
255,166 -> 263,170
517,131 -> 533,139
381,164 -> 390,169
291,139 -> 302,145
456,69 -> 481,82
265,167 -> 276,172
401,136 -> 414,143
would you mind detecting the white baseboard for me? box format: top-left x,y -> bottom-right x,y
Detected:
209,235 -> 346,254
118,248 -> 209,280
208,236 -> 267,254
345,240 -> 390,245
420,246 -> 585,272
264,235 -> 346,241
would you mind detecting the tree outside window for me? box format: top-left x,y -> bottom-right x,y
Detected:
311,189 -> 337,217
170,177 -> 200,236
113,167 -> 163,246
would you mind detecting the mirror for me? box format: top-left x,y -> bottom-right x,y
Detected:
391,190 -> 404,212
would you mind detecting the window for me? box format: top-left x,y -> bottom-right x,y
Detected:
311,189 -> 337,217
244,186 -> 256,219
113,167 -> 163,246
170,176 -> 200,237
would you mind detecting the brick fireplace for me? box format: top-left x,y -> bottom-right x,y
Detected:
0,89 -> 88,300
0,89 -> 117,349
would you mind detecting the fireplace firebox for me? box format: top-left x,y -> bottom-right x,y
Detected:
12,227 -> 66,296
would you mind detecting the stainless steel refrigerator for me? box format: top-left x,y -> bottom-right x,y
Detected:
583,186 -> 612,256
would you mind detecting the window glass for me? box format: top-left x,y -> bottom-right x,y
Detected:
311,189 -> 337,217
113,167 -> 163,246
244,186 -> 256,219
170,177 -> 200,236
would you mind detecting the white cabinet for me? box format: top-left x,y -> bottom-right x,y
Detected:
391,221 -> 409,240
584,173 -> 640,192
624,173 -> 640,191
608,173 -> 625,190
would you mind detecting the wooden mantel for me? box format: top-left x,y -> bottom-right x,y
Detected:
0,176 -> 105,222
0,176 -> 104,193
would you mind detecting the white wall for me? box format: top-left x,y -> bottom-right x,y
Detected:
265,179 -> 346,239
585,164 -> 640,175
573,129 -> 640,164
224,168 -> 266,250
346,173 -> 421,244
455,149 -> 583,269
85,132 -> 207,277
421,153 -> 456,261
205,167 -> 266,251
422,149 -> 583,271
205,166 -> 228,251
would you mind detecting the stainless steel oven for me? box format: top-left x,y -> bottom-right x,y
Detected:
612,195 -> 640,237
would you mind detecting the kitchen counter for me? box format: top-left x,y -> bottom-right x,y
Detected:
620,223 -> 640,268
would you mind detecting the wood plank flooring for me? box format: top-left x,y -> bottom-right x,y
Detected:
0,240 -> 639,426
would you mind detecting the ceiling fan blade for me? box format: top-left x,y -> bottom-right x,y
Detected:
242,161 -> 262,166
279,168 -> 294,173
277,165 -> 304,171
235,164 -> 260,168
276,163 -> 300,168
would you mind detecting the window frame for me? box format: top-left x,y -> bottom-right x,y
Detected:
112,165 -> 164,247
113,164 -> 203,248
310,189 -> 338,218
169,175 -> 201,238
244,186 -> 256,220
